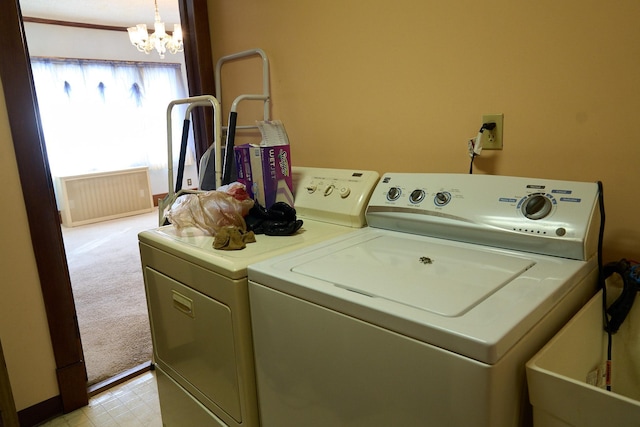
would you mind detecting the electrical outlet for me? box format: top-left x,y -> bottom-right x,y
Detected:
482,114 -> 504,150
187,178 -> 192,186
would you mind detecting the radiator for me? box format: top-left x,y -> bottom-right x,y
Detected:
58,167 -> 154,227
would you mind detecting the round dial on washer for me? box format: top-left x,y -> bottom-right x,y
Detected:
434,191 -> 451,206
387,187 -> 402,201
409,189 -> 426,204
522,193 -> 553,220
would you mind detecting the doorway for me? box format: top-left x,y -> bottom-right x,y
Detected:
21,1 -> 186,395
2,0 -> 213,418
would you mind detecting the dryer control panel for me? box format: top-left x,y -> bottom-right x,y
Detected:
366,173 -> 601,260
292,167 -> 379,228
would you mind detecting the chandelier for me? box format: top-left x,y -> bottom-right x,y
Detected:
127,0 -> 183,59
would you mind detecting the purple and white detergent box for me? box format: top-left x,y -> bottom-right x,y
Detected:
233,120 -> 294,208
249,144 -> 293,208
234,143 -> 293,209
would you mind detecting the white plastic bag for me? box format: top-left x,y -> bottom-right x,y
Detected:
166,183 -> 254,236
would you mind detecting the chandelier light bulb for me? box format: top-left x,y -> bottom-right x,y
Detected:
172,24 -> 183,44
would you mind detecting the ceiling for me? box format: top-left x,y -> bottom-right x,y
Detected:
19,0 -> 181,28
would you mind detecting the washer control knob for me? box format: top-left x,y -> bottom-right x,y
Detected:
522,194 -> 553,220
339,186 -> 351,198
387,187 -> 402,201
324,185 -> 335,196
409,189 -> 426,204
435,191 -> 451,206
306,185 -> 317,194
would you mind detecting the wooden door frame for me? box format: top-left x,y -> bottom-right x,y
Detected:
0,0 -> 212,421
0,0 -> 88,416
178,0 -> 216,160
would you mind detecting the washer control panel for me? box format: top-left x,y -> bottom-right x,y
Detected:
367,173 -> 601,260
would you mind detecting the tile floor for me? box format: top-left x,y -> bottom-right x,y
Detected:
39,371 -> 162,426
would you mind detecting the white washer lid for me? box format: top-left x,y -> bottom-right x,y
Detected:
249,227 -> 595,364
292,235 -> 534,317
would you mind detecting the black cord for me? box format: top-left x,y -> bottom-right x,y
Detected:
598,180 -> 606,303
596,180 -> 612,391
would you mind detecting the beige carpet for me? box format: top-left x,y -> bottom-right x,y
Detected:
61,210 -> 159,386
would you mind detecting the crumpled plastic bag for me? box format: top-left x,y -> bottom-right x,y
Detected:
166,183 -> 254,236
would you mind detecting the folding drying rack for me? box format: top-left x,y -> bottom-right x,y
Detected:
158,48 -> 271,226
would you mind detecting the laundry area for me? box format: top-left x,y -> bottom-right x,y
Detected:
138,2 -> 640,427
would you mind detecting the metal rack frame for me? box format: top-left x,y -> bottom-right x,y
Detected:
215,48 -> 271,131
160,95 -> 221,225
159,49 -> 271,225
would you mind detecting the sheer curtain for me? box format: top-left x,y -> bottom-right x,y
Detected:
30,57 -> 193,177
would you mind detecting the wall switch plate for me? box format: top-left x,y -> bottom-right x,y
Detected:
482,114 -> 503,150
187,178 -> 192,186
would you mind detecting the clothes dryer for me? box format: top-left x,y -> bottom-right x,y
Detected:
139,167 -> 379,427
248,173 -> 602,427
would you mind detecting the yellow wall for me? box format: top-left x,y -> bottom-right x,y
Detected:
208,0 -> 640,262
0,78 -> 59,410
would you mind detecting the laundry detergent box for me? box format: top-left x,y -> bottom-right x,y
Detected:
234,120 -> 294,208
248,143 -> 293,208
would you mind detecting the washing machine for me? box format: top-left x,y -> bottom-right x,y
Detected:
138,167 -> 379,427
247,173 -> 602,427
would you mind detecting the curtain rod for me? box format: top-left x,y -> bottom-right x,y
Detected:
31,56 -> 182,68
23,16 -> 127,32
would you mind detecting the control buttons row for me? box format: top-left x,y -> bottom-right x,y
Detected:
306,184 -> 351,199
385,187 -> 452,206
511,227 -> 566,237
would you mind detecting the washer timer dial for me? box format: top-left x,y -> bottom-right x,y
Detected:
521,193 -> 554,220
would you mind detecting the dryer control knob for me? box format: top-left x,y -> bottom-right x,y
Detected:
324,185 -> 335,196
339,187 -> 351,198
306,185 -> 317,194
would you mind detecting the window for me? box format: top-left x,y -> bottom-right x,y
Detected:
30,57 -> 193,177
